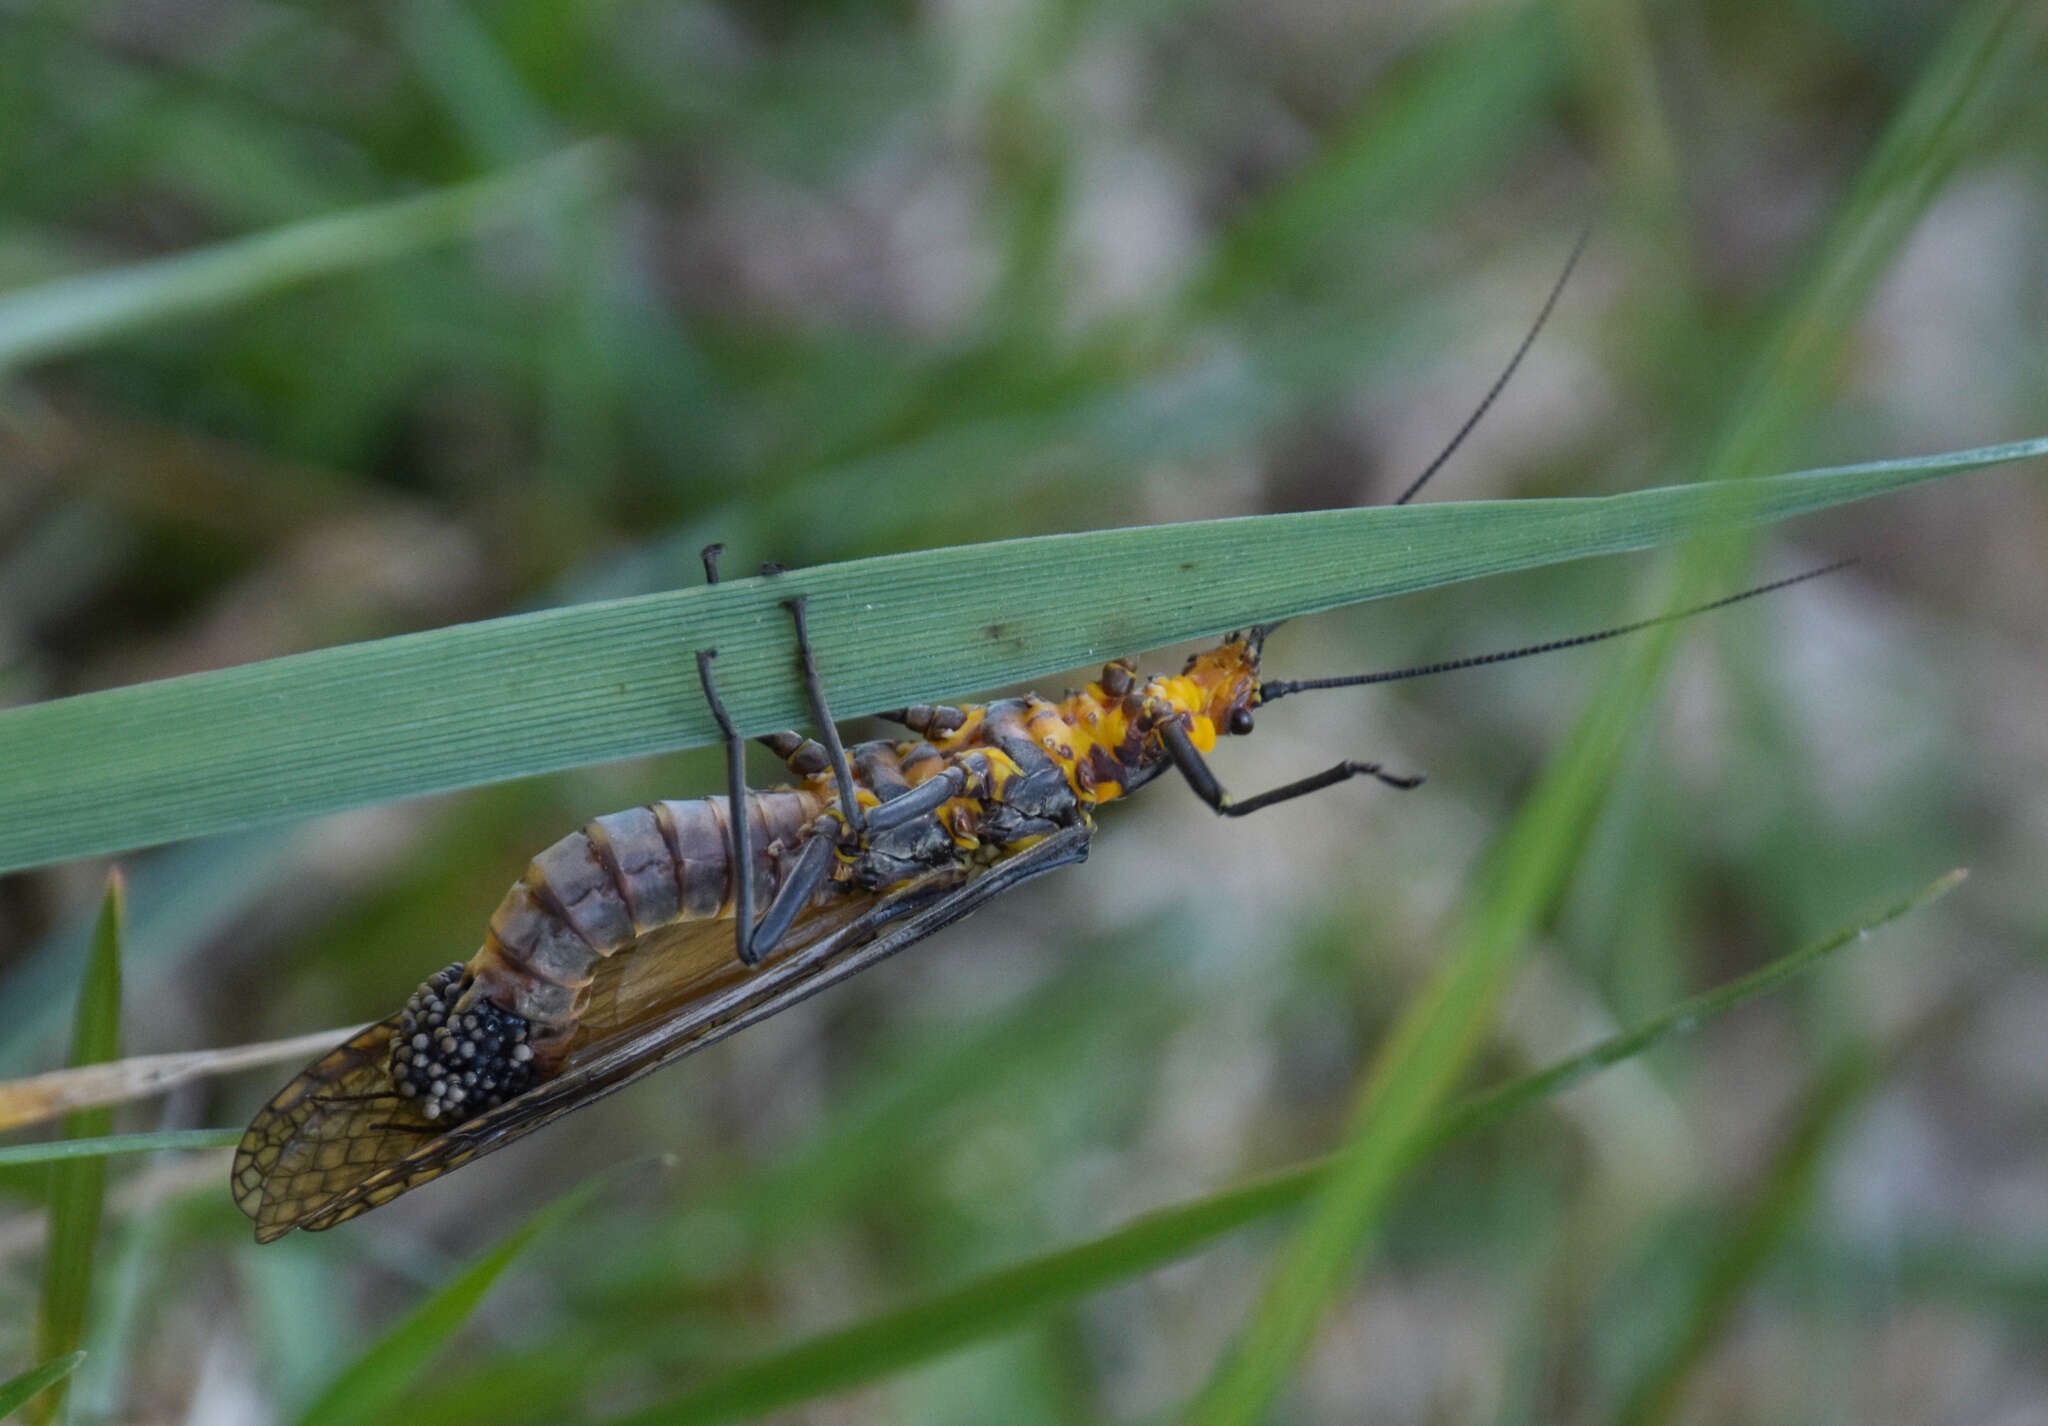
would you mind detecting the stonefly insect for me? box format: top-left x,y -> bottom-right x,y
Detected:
233,240 -> 1844,1240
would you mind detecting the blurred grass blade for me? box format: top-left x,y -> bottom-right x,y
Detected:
1186,0 -> 2039,1414
0,1027 -> 363,1133
1696,0 -> 2047,483
0,1353 -> 86,1419
0,145 -> 609,376
1194,2 -> 1561,306
0,828 -> 311,1075
597,869 -> 1960,1426
3,436 -> 2043,878
1438,870 -> 1963,1147
703,945 -> 1187,1241
0,1129 -> 240,1168
31,871 -> 124,1426
1184,609 -> 1715,1426
1608,1048 -> 1891,1426
291,1184 -> 594,1426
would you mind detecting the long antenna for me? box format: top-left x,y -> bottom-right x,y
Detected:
1257,559 -> 1854,703
1387,226 -> 1591,508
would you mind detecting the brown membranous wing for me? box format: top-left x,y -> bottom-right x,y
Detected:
231,1015 -> 418,1239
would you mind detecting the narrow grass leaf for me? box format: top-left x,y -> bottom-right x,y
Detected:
0,1129 -> 240,1168
0,1353 -> 86,1419
593,869 -> 1958,1426
290,1182 -> 595,1426
31,871 -> 124,1426
0,145 -> 609,375
2,437 -> 2041,877
1445,869 -> 1965,1144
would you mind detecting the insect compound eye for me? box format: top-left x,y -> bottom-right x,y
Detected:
1227,707 -> 1255,736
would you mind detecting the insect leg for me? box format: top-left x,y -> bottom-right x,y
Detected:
696,648 -> 764,965
704,545 -> 827,767
1159,720 -> 1423,818
747,831 -> 841,958
863,765 -> 967,831
758,730 -> 839,780
783,596 -> 866,836
874,704 -> 969,737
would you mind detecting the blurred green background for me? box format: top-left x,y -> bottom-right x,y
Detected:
2,0 -> 2045,1422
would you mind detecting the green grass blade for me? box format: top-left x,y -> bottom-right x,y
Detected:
593,869 -> 1959,1426
1184,0 -> 2038,1411
289,1184 -> 594,1426
0,1128 -> 239,1168
0,145 -> 609,376
30,871 -> 123,1426
1,437 -> 2040,877
0,1354 -> 86,1419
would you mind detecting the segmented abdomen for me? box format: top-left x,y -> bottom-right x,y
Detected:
467,790 -> 827,1047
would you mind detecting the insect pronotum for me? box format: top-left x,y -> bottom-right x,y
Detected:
232,237 -> 1844,1240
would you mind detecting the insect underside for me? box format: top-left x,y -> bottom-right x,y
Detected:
232,606 -> 1299,1241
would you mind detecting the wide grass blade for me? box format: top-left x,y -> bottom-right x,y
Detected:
289,1184 -> 593,1426
1183,0 -> 2040,1415
0,1354 -> 86,1419
585,870 -> 1959,1426
30,872 -> 124,1426
0,145 -> 609,376
2,436 -> 2041,877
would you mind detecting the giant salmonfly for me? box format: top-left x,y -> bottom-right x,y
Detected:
233,239 -> 1843,1240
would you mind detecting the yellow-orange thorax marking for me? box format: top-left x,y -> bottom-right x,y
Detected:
782,636 -> 1264,848
1066,638 -> 1262,805
916,637 -> 1262,813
